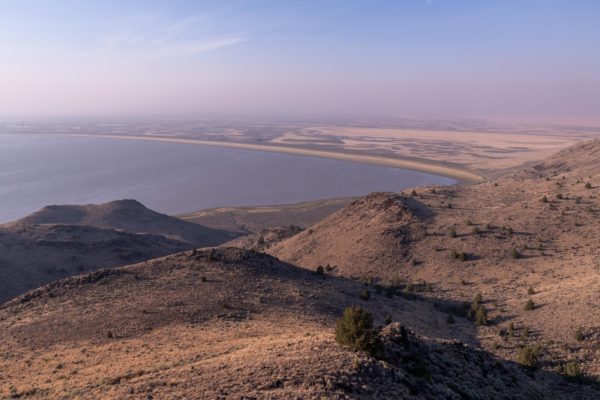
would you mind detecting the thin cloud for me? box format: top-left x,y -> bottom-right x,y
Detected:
95,14 -> 247,60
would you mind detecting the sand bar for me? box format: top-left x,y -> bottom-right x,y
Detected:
54,133 -> 484,184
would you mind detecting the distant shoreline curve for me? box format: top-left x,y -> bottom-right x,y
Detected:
53,133 -> 484,184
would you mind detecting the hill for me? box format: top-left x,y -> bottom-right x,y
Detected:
10,199 -> 236,246
1,247 -> 594,399
0,224 -> 189,303
269,139 -> 600,381
268,192 -> 427,278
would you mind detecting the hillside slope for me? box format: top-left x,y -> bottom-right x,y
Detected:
10,199 -> 236,246
0,224 -> 189,303
1,247 -> 594,399
269,192 -> 427,278
269,139 -> 600,380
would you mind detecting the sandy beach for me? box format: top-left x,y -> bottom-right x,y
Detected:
54,133 -> 484,184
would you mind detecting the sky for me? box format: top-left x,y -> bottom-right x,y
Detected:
1,0 -> 599,122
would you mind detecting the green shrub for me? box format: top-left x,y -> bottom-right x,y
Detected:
449,227 -> 457,238
359,289 -> 371,301
563,361 -> 581,379
207,249 -> 215,261
517,344 -> 541,368
411,189 -> 417,196
315,265 -> 325,275
466,219 -> 473,226
524,299 -> 535,311
522,327 -> 530,338
335,306 -> 383,357
469,294 -> 487,325
556,193 -> 563,200
508,322 -> 515,338
585,182 -> 592,189
106,331 -> 113,339
511,248 -> 520,259
474,306 -> 488,326
472,226 -> 480,235
527,287 -> 535,295
541,195 -> 548,203
574,327 -> 584,342
451,250 -> 467,261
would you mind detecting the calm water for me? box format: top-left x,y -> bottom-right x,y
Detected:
0,134 -> 455,223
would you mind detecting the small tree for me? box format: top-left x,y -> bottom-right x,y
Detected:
335,306 -> 382,357
585,182 -> 592,189
541,195 -> 548,203
315,265 -> 325,275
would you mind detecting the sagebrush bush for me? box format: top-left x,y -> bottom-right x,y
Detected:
585,182 -> 592,189
527,287 -> 535,295
474,306 -> 488,326
524,299 -> 535,311
517,344 -> 541,368
574,327 -> 584,342
449,227 -> 457,238
335,306 -> 382,357
451,250 -> 467,261
511,248 -> 520,259
563,361 -> 581,379
359,289 -> 371,301
508,322 -> 515,338
469,294 -> 487,325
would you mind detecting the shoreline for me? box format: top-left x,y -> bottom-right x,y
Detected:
53,133 -> 484,184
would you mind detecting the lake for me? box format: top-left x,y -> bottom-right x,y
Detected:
0,134 -> 455,223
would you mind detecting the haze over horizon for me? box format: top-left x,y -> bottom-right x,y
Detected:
1,0 -> 599,123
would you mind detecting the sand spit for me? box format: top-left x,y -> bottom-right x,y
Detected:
52,133 -> 484,184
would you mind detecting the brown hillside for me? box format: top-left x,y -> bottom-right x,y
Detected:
268,192 -> 428,278
269,139 -> 600,380
1,247 -> 595,399
0,224 -> 189,303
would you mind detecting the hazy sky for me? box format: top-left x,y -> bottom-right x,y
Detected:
1,0 -> 599,121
